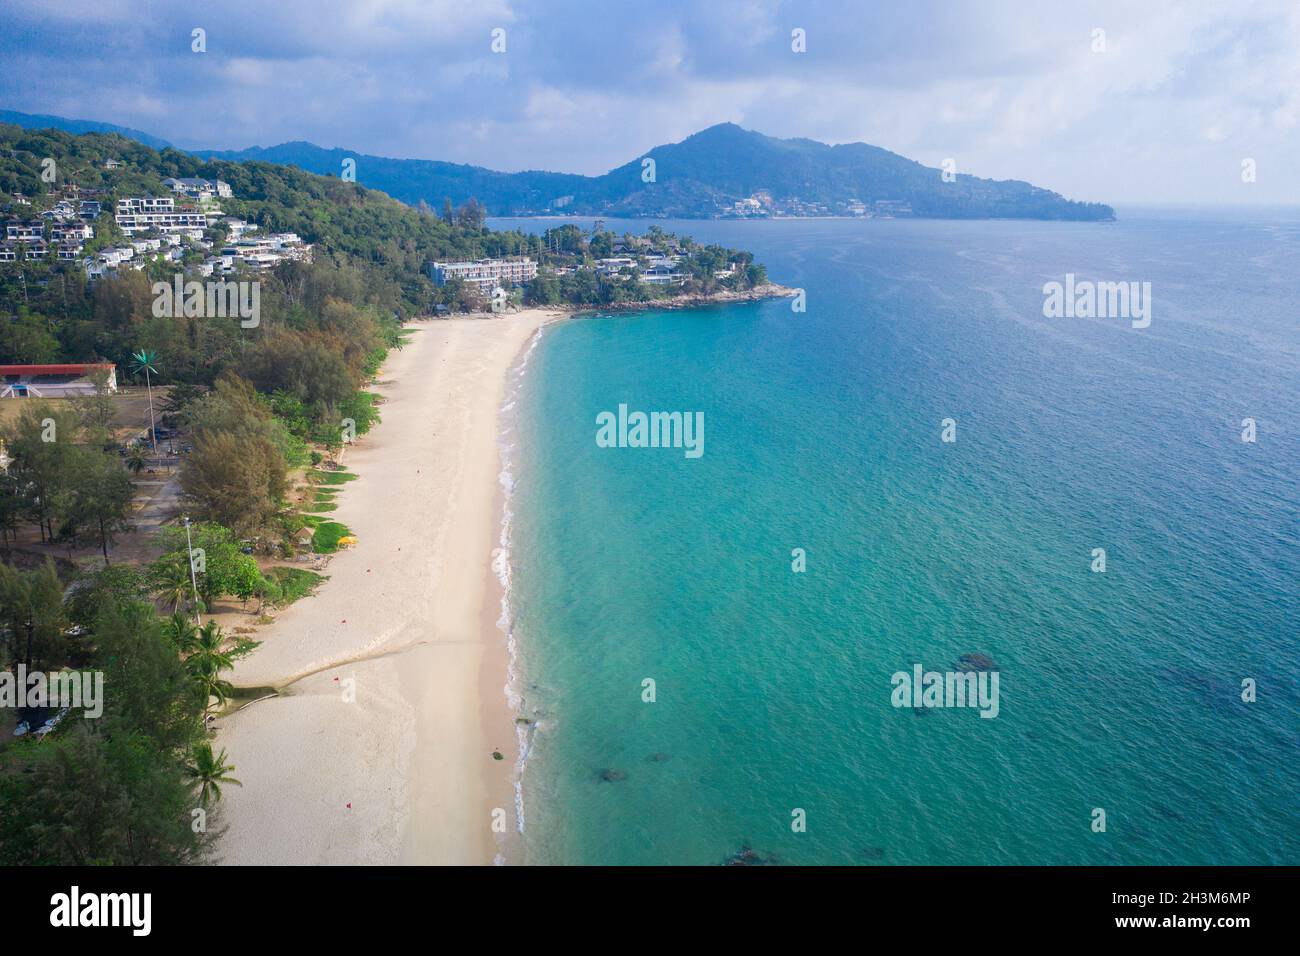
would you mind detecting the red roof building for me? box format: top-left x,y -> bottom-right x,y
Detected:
0,363 -> 117,398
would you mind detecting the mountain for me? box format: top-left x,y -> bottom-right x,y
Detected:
202,123 -> 1113,221
0,109 -> 172,151
589,123 -> 1115,220
194,141 -> 589,217
0,109 -> 1113,220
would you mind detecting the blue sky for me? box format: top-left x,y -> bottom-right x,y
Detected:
1,0 -> 1296,205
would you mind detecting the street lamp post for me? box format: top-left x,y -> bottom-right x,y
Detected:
184,515 -> 202,626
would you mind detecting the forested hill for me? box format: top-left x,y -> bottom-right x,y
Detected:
0,122 -> 563,374
0,122 -> 542,319
2,110 -> 1114,221
0,108 -> 172,150
0,121 -> 544,397
0,124 -> 770,383
201,124 -> 1116,220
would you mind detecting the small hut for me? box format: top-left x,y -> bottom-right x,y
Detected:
293,526 -> 316,557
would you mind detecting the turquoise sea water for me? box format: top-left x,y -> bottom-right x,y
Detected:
493,212 -> 1299,865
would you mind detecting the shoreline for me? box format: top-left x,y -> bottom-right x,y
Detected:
549,282 -> 795,315
483,316 -> 554,865
213,292 -> 766,865
214,308 -> 564,865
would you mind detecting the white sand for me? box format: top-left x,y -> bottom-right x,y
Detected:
215,311 -> 561,865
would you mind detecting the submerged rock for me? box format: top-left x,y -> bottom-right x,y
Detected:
724,843 -> 778,866
956,653 -> 998,672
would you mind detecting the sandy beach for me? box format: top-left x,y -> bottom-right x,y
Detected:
216,309 -> 562,865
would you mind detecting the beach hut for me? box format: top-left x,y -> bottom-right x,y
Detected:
293,526 -> 316,556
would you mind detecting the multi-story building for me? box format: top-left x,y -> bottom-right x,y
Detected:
117,196 -> 176,214
163,177 -> 233,200
641,263 -> 686,286
115,196 -> 208,234
218,233 -> 313,270
427,257 -> 538,294
5,220 -> 44,242
50,222 -> 93,244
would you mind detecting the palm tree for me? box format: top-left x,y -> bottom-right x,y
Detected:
184,621 -> 235,711
190,669 -> 234,712
162,610 -> 198,654
125,444 -> 148,475
129,349 -> 160,456
184,742 -> 241,807
150,556 -> 193,613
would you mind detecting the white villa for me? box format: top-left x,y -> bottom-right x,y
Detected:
428,257 -> 538,295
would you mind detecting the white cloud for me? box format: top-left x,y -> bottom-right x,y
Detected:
1,0 -> 1297,204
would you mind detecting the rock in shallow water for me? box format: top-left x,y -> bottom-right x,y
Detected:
723,843 -> 778,866
956,653 -> 998,672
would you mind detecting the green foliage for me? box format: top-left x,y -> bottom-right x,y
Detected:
309,468 -> 358,485
302,515 -> 352,553
0,590 -> 218,865
149,522 -> 258,610
184,742 -> 241,809
265,566 -> 324,607
0,558 -> 67,670
1,396 -> 135,558
181,376 -> 290,533
66,563 -> 147,628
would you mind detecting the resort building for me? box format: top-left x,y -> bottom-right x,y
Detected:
218,233 -> 313,270
50,222 -> 93,244
163,177 -> 234,201
595,257 -> 637,274
225,219 -> 258,239
0,363 -> 118,399
428,257 -> 538,294
641,263 -> 686,286
115,196 -> 209,234
4,220 -> 44,242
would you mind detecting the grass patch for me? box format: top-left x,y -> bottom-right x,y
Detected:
309,469 -> 358,486
267,566 -> 325,605
302,515 -> 353,553
303,486 -> 341,513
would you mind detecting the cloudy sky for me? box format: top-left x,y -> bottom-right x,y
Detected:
1,0 -> 1296,205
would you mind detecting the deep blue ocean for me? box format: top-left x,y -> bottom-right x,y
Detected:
491,211 -> 1299,865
